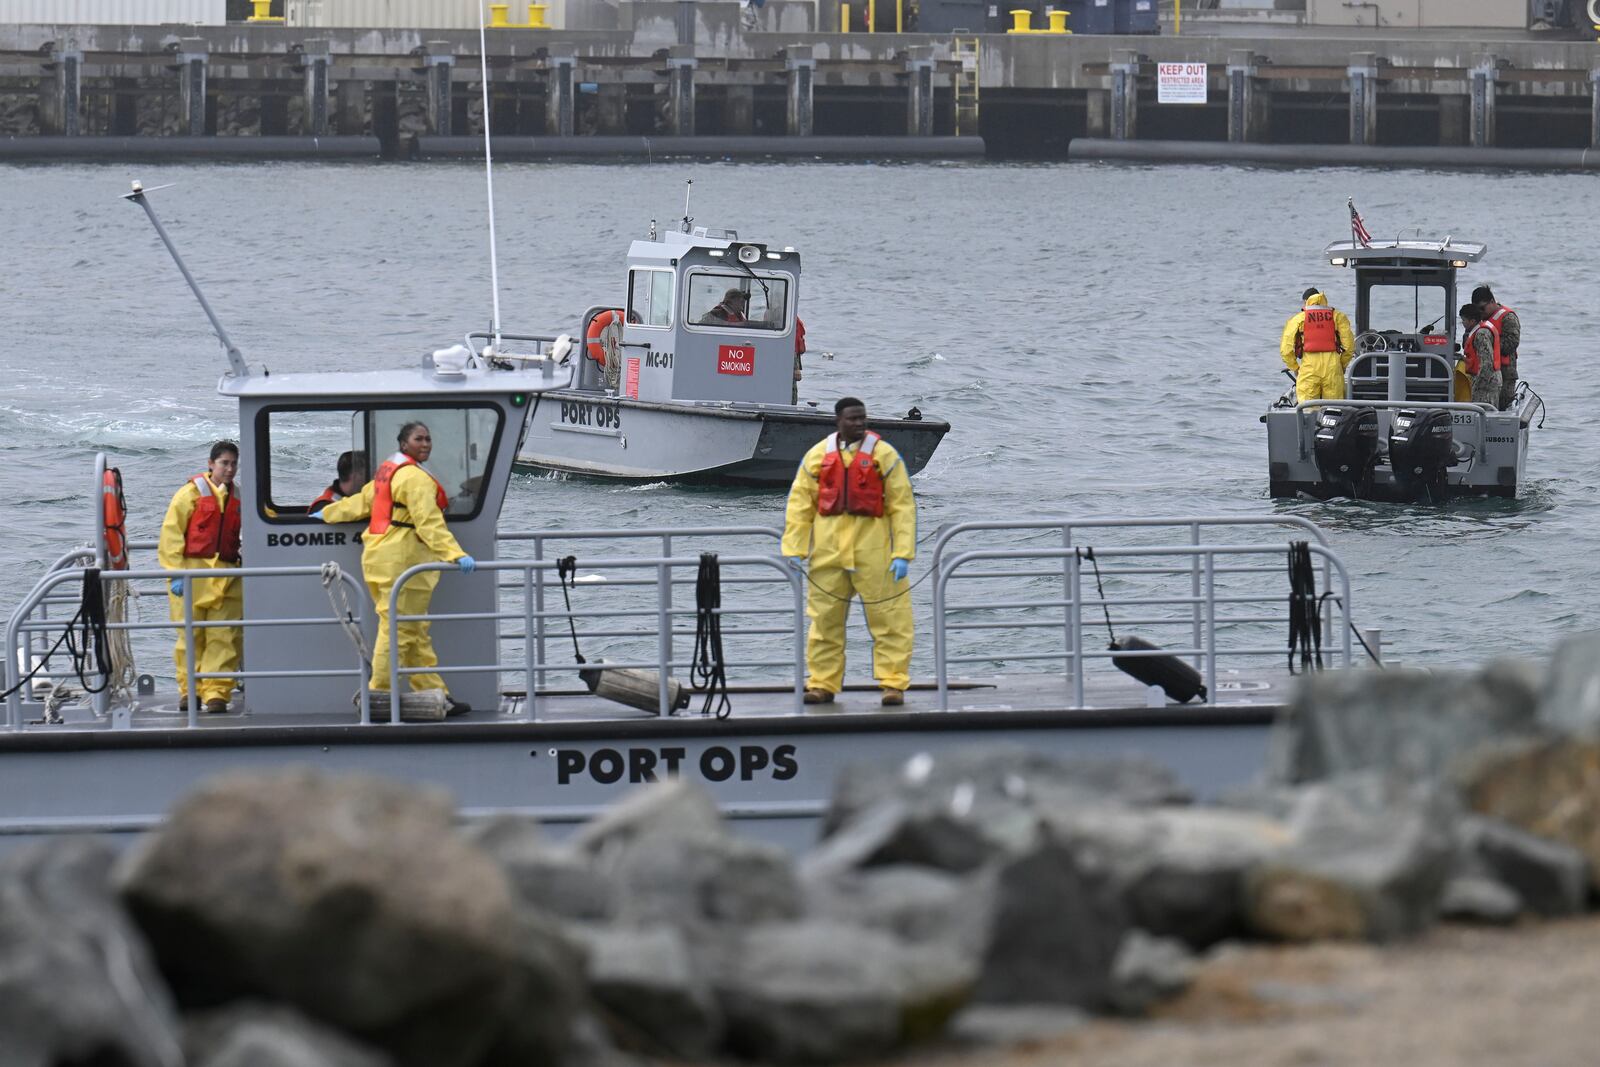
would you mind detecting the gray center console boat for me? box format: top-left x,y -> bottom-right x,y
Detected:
1264,238 -> 1542,502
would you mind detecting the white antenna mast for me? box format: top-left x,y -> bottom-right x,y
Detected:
479,4 -> 503,354
681,179 -> 694,232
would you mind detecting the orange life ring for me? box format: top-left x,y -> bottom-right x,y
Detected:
586,309 -> 623,366
102,467 -> 129,570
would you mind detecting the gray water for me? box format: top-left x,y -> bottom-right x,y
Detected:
1,160 -> 1594,670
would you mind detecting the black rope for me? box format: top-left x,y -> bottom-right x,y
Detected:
691,553 -> 732,719
1,570 -> 112,701
555,555 -> 588,663
1287,541 -> 1323,674
1080,547 -> 1117,646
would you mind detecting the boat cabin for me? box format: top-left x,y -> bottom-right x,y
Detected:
1326,239 -> 1486,404
235,353 -> 568,714
576,226 -> 802,408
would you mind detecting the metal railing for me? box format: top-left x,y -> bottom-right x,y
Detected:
930,516 -> 1355,711
495,527 -> 783,688
4,564 -> 370,731
386,553 -> 805,720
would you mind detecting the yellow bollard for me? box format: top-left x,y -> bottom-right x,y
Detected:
489,3 -> 510,26
527,2 -> 549,27
1047,8 -> 1069,32
1007,8 -> 1032,32
841,2 -> 850,31
868,0 -> 876,31
247,0 -> 282,21
896,0 -> 903,32
1174,0 -> 1181,34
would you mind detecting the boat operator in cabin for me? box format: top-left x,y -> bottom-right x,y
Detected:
310,450 -> 368,510
783,397 -> 917,707
314,422 -> 477,715
699,288 -> 749,325
159,440 -> 242,714
1280,287 -> 1355,402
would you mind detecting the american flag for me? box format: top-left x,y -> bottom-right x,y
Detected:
1348,198 -> 1373,248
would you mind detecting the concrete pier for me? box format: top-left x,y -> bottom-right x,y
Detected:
0,17 -> 1598,163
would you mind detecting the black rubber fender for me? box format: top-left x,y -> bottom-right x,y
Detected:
1109,636 -> 1208,705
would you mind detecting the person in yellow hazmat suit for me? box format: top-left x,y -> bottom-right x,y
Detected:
1280,288 -> 1355,402
317,422 -> 476,714
158,440 -> 243,713
782,397 -> 917,707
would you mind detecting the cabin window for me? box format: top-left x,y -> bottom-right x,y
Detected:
627,269 -> 674,328
685,271 -> 791,331
257,404 -> 503,522
1363,283 -> 1452,341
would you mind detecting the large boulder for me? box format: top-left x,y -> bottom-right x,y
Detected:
711,920 -> 974,1064
604,831 -> 803,927
1457,815 -> 1588,918
1106,930 -> 1198,1017
115,770 -> 570,1067
571,922 -> 722,1059
1045,804 -> 1293,948
183,1003 -> 392,1067
972,841 -> 1128,1008
822,746 -> 1190,840
572,778 -> 727,857
803,864 -> 989,959
1243,775 -> 1456,943
1269,662 -> 1542,785
1537,629 -> 1600,736
1458,737 -> 1600,891
0,838 -> 184,1067
463,816 -> 615,922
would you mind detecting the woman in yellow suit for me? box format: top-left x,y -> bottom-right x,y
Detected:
318,422 -> 475,713
158,440 -> 243,713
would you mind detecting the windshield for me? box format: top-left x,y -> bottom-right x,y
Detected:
686,271 -> 791,331
1366,284 -> 1450,337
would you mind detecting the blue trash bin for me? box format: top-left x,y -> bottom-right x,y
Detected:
1061,0 -> 1116,34
1115,0 -> 1160,33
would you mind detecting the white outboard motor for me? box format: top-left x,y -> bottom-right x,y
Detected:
1313,407 -> 1379,497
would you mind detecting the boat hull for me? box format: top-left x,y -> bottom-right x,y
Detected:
515,393 -> 950,487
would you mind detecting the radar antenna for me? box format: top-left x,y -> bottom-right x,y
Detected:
122,180 -> 250,379
681,180 -> 694,233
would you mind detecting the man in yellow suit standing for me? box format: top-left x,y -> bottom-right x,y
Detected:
783,397 -> 917,707
158,440 -> 242,713
1280,287 -> 1355,402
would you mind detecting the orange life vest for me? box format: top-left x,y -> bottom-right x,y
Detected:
310,484 -> 344,510
182,475 -> 241,563
817,431 -> 885,518
370,452 -> 448,536
1464,322 -> 1503,375
1301,305 -> 1338,354
1487,305 -> 1516,358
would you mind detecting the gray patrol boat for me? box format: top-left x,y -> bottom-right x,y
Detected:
1265,237 -> 1542,502
0,186 -> 1378,853
478,218 -> 950,486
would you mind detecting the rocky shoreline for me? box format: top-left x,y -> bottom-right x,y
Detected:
7,636 -> 1600,1066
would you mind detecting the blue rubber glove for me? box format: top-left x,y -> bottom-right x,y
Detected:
457,555 -> 477,574
309,508 -> 324,520
890,558 -> 909,582
169,578 -> 183,597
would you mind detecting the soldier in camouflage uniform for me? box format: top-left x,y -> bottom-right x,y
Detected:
1459,304 -> 1502,407
1473,285 -> 1521,410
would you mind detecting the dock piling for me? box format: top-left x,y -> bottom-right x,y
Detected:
547,50 -> 576,136
906,46 -> 935,137
668,45 -> 697,136
1591,67 -> 1600,147
303,39 -> 331,136
42,45 -> 81,137
1109,49 -> 1139,141
1470,55 -> 1499,148
1347,52 -> 1377,146
424,42 -> 454,137
176,38 -> 209,137
785,46 -> 815,136
1226,49 -> 1259,143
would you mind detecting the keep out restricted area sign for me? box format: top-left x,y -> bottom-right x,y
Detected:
1157,63 -> 1208,105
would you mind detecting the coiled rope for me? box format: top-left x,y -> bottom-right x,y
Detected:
1,569 -> 114,701
321,562 -> 369,660
691,553 -> 731,719
1287,541 -> 1323,674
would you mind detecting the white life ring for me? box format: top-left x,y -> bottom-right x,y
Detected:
1590,0 -> 1599,25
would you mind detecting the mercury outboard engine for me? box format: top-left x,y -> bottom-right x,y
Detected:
1313,407 -> 1379,498
1389,408 -> 1455,502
